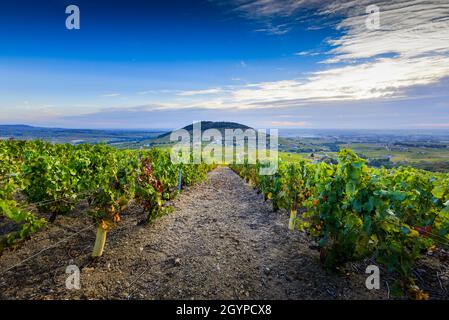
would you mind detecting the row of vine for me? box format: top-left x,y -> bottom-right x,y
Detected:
0,140 -> 214,257
231,149 -> 449,299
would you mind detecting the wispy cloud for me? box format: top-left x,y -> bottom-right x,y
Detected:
137,90 -> 157,95
200,0 -> 449,110
126,0 -> 448,113
177,88 -> 225,96
254,23 -> 292,35
227,0 -> 320,19
137,89 -> 178,95
230,55 -> 449,104
294,51 -> 321,56
216,0 -> 322,36
101,93 -> 121,97
323,0 -> 449,63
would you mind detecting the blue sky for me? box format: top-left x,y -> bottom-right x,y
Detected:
1,0 -> 449,129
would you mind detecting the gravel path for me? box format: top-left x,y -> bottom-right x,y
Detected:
0,167 -> 386,300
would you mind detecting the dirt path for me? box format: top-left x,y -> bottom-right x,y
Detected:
0,167 -> 387,300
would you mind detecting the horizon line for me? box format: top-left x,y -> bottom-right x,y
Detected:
1,123 -> 449,132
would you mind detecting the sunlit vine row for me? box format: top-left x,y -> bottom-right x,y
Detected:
0,140 -> 214,257
231,149 -> 449,299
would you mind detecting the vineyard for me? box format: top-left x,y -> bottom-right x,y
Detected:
231,150 -> 449,299
0,140 -> 214,258
1,140 -> 449,299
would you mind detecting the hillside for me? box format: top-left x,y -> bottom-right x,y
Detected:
154,121 -> 252,143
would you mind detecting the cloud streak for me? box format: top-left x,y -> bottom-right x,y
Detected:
101,93 -> 121,97
177,88 -> 225,96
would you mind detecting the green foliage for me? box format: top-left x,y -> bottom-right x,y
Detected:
0,140 -> 47,251
231,149 -> 449,299
0,139 -> 215,254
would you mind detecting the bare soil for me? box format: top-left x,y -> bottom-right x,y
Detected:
0,167 -> 447,300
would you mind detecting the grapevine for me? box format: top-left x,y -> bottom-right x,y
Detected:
231,149 -> 449,299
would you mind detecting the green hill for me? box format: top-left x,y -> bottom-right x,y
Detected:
154,121 -> 253,143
